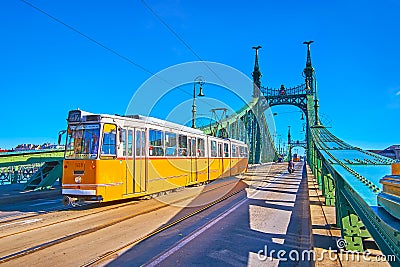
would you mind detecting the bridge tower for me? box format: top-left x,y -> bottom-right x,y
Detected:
250,46 -> 263,163
303,40 -> 314,92
252,46 -> 262,98
200,46 -> 277,164
303,40 -> 320,126
259,42 -> 319,161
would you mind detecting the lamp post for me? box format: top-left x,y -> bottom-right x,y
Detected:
272,133 -> 281,151
288,126 -> 292,161
192,76 -> 205,128
278,134 -> 282,155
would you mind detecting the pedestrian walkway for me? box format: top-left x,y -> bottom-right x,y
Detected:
307,164 -> 389,266
307,164 -> 342,266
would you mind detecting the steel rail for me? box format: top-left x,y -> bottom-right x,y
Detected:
81,184 -> 247,266
82,163 -> 288,266
0,177 -> 243,263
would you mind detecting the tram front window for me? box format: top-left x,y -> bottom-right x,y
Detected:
65,124 -> 100,159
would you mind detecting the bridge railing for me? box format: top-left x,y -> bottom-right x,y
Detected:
0,164 -> 42,185
0,149 -> 64,188
308,126 -> 399,262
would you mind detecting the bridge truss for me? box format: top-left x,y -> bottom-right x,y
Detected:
201,42 -> 400,262
201,97 -> 277,164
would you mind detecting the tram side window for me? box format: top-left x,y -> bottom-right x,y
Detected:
141,131 -> 145,156
165,132 -> 177,156
189,138 -> 196,157
224,143 -> 229,157
240,146 -> 249,158
239,146 -> 245,158
136,130 -> 145,157
231,144 -> 238,157
149,129 -> 164,156
178,135 -> 188,156
101,124 -> 117,157
197,138 -> 205,157
121,129 -> 126,156
128,130 -> 133,157
210,140 -> 217,157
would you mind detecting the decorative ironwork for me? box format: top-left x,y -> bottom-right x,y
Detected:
289,140 -> 307,149
200,97 -> 277,164
260,83 -> 309,113
209,108 -> 228,138
261,83 -> 311,97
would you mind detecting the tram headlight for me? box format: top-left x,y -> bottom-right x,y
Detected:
75,176 -> 82,183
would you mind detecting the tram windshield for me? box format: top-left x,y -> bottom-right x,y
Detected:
65,124 -> 100,159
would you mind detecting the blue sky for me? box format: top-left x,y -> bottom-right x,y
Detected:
0,0 -> 399,150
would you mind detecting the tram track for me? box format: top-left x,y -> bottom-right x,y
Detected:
0,211 -> 45,224
0,177 -> 239,240
0,195 -> 114,225
0,202 -> 86,225
0,201 -> 137,239
0,165 -> 267,228
83,164 -> 287,266
81,181 -> 248,266
0,176 -> 245,264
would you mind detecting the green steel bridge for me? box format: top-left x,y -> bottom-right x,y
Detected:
0,41 -> 399,263
200,42 -> 400,262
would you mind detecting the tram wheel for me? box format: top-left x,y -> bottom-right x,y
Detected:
62,196 -> 76,207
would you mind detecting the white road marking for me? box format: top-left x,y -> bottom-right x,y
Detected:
29,200 -> 59,207
0,218 -> 42,228
146,197 -> 249,267
147,165 -> 289,266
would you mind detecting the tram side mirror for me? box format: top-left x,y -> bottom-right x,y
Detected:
58,130 -> 66,145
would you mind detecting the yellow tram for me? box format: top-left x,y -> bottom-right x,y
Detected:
62,110 -> 249,205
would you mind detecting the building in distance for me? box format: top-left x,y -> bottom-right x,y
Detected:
369,145 -> 400,160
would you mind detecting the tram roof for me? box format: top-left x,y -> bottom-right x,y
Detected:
118,114 -> 204,135
69,109 -> 246,144
73,109 -> 204,135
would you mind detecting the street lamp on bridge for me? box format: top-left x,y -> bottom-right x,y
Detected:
288,126 -> 292,160
192,76 -> 205,129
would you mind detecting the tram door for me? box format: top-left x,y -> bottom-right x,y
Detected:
189,137 -> 197,183
125,129 -> 134,194
218,143 -> 224,177
134,129 -> 146,193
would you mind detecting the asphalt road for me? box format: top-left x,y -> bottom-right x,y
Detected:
0,196 -> 65,223
109,162 -> 312,267
0,162 -> 312,266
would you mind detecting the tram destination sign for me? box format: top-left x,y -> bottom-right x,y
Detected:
68,110 -> 81,122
